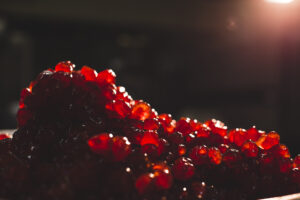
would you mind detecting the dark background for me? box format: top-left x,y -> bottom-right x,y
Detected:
0,0 -> 299,155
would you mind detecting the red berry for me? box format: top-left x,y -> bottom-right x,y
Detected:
54,61 -> 75,72
172,157 -> 195,181
241,141 -> 259,158
111,136 -> 131,161
228,128 -> 247,147
81,66 -> 98,81
189,145 -> 208,165
97,69 -> 116,85
87,133 -> 113,156
208,147 -> 222,165
130,101 -> 151,121
143,118 -> 160,130
135,173 -> 154,194
256,131 -> 280,150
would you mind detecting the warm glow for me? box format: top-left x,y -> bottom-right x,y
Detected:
265,0 -> 294,4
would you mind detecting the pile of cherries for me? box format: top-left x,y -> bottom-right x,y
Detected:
0,61 -> 299,200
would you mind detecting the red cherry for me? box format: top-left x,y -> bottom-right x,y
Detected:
172,157 -> 195,181
158,113 -> 172,125
87,133 -> 113,156
208,147 -> 222,165
81,66 -> 98,81
54,61 -> 75,72
130,101 -> 151,121
97,69 -> 116,86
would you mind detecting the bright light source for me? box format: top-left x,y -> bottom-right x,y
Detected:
265,0 -> 294,4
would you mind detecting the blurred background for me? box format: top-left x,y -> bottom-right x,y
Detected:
0,0 -> 299,154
